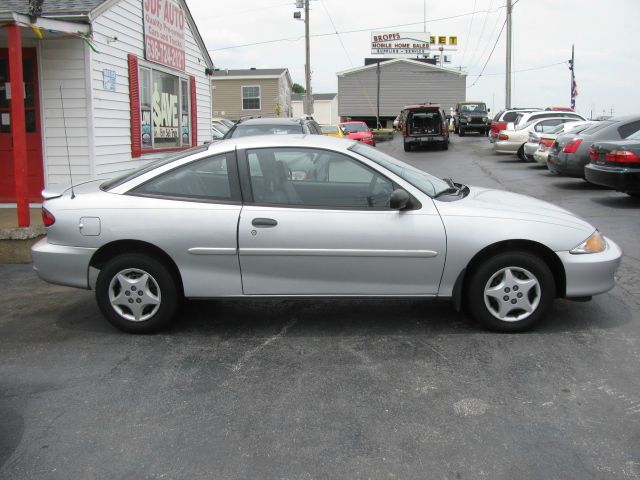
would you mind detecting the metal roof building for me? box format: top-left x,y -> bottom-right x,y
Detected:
337,58 -> 467,127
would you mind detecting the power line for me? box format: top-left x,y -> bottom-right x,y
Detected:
209,6 -> 506,52
469,60 -> 568,77
465,2 -> 503,70
459,0 -> 478,67
467,18 -> 506,88
466,0 -> 494,69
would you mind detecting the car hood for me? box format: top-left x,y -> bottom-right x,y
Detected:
436,186 -> 595,238
346,131 -> 373,139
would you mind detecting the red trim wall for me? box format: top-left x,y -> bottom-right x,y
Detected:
190,76 -> 197,146
128,54 -> 141,158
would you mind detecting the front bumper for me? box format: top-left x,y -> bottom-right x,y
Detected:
32,237 -> 97,289
556,236 -> 622,298
524,142 -> 538,158
584,163 -> 640,193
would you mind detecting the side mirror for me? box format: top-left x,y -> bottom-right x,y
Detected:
389,188 -> 411,210
488,108 -> 491,112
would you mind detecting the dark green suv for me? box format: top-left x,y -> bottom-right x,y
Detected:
454,102 -> 491,136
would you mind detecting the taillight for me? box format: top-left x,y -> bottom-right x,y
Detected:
562,138 -> 583,153
42,207 -> 55,227
540,138 -> 554,148
604,149 -> 640,163
589,147 -> 599,161
498,133 -> 509,140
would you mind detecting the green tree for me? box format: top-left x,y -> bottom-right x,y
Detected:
292,83 -> 306,93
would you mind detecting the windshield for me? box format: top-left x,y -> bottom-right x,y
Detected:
100,144 -> 209,191
320,125 -> 338,134
341,123 -> 369,133
229,124 -> 303,138
350,143 -> 451,197
460,103 -> 487,113
212,121 -> 230,133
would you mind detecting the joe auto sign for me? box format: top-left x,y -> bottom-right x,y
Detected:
143,0 -> 186,71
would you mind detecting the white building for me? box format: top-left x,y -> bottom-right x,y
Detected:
0,0 -> 213,226
291,93 -> 339,126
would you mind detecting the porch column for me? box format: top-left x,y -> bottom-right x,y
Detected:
7,23 -> 29,227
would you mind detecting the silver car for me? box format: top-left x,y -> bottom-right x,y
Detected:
32,135 -> 622,333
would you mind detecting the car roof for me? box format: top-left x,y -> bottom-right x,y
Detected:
403,103 -> 442,110
206,134 -> 357,154
237,117 -> 308,126
340,121 -> 367,124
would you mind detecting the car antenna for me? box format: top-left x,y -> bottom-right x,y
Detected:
59,85 -> 75,199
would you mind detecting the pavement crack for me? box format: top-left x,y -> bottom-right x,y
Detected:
231,317 -> 297,373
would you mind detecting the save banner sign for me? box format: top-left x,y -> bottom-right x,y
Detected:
152,81 -> 179,139
143,0 -> 186,71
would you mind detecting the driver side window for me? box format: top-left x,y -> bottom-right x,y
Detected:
247,147 -> 395,209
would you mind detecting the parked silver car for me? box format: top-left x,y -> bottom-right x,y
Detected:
32,135 -> 621,333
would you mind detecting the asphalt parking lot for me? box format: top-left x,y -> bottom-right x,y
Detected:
1,135 -> 639,479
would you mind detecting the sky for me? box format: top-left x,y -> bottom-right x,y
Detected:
187,0 -> 640,117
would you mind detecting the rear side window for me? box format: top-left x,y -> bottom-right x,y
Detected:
131,153 -> 238,202
581,121 -> 615,135
618,120 -> 640,139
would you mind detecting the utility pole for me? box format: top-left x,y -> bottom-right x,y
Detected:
376,61 -> 381,129
304,0 -> 313,115
569,44 -> 575,110
505,0 -> 512,108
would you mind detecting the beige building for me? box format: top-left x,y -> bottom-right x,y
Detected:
292,93 -> 339,126
211,68 -> 293,121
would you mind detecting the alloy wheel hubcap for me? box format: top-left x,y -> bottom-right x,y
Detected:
108,268 -> 161,322
483,266 -> 540,322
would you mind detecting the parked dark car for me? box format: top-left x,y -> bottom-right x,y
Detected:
402,103 -> 450,151
547,116 -> 640,177
223,116 -> 322,138
453,101 -> 491,136
584,131 -> 640,197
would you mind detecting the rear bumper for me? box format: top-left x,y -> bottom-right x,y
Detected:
584,164 -> 640,193
557,237 -> 622,298
494,140 -> 522,153
547,152 -> 584,176
31,238 -> 96,289
533,150 -> 549,164
405,135 -> 447,144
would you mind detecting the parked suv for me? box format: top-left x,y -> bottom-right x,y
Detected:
223,116 -> 322,138
454,101 -> 491,136
402,103 -> 450,151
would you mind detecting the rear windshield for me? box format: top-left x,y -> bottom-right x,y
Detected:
580,121 -> 615,135
100,145 -> 209,191
229,124 -> 303,137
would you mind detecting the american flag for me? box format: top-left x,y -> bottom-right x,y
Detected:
571,79 -> 578,109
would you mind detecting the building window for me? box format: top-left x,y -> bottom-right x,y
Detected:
242,86 -> 261,110
138,65 -> 190,150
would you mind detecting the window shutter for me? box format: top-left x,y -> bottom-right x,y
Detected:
128,54 -> 141,158
190,76 -> 197,146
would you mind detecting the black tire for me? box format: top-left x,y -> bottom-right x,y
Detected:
466,251 -> 555,332
517,145 -> 527,161
627,192 -> 640,198
403,141 -> 411,152
484,129 -> 489,136
442,140 -> 449,150
459,129 -> 465,137
96,253 -> 180,333
454,125 -> 459,134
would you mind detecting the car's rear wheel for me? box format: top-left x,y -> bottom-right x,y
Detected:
403,141 -> 411,152
466,251 -> 555,332
459,129 -> 465,137
517,145 -> 527,161
442,140 -> 449,150
96,253 -> 179,333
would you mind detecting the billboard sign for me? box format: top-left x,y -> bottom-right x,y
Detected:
143,0 -> 186,71
371,32 -> 430,55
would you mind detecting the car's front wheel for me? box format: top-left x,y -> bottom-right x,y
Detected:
96,253 -> 179,333
466,251 -> 555,332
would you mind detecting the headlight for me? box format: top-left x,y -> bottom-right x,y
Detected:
571,230 -> 607,254
460,117 -> 468,123
482,117 -> 487,122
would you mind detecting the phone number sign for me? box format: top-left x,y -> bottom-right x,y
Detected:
143,0 -> 186,71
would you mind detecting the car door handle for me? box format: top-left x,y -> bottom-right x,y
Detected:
252,218 -> 278,227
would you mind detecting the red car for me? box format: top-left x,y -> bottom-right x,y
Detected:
339,121 -> 375,146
